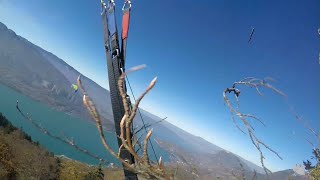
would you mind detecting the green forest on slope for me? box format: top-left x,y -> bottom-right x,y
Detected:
0,112 -> 109,180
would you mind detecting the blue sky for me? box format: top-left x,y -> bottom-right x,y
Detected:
0,0 -> 319,171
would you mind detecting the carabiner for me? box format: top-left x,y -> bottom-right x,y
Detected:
100,0 -> 107,14
122,0 -> 132,12
107,0 -> 115,10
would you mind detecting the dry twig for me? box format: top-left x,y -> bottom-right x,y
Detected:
223,77 -> 285,174
77,65 -> 172,179
290,107 -> 320,147
15,105 -> 107,164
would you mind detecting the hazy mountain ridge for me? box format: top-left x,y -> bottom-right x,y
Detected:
156,139 -> 307,180
141,110 -> 265,173
0,22 -> 90,121
0,22 -> 115,130
0,21 -> 306,179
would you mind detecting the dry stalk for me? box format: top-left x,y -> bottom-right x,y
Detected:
77,65 -> 172,179
290,107 -> 320,179
231,161 -> 256,180
251,170 -> 257,180
290,107 -> 320,149
223,77 -> 284,175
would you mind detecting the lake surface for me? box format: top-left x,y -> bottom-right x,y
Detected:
0,83 -> 169,166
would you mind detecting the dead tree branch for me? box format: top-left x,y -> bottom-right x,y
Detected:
15,105 -> 107,164
77,65 -> 172,179
223,77 -> 285,175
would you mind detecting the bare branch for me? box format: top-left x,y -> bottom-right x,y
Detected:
15,105 -> 107,164
231,116 -> 247,135
118,144 -> 124,158
78,65 -> 173,179
143,129 -> 153,164
223,77 -> 284,175
232,77 -> 287,97
240,114 -> 266,127
133,132 -> 144,153
290,107 -> 320,148
77,75 -> 133,169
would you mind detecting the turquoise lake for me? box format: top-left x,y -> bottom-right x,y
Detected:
0,83 -> 169,167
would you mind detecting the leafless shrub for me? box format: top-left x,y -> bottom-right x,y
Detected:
290,107 -> 320,176
77,64 -> 172,180
290,107 -> 319,148
231,160 -> 246,180
223,77 -> 285,174
251,170 -> 257,180
231,161 -> 257,180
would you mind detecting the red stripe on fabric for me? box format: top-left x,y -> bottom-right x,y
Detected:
122,11 -> 130,39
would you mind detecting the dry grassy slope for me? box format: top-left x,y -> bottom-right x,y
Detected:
0,129 -> 60,180
0,127 -> 196,180
0,113 -> 107,180
0,130 -> 115,180
0,128 -> 120,180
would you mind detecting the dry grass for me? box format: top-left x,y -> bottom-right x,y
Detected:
0,129 -> 59,180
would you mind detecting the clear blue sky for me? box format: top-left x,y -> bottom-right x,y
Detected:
0,0 -> 319,171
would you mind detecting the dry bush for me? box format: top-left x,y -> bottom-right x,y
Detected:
77,64 -> 172,180
231,161 -> 257,180
0,129 -> 60,180
58,158 -> 104,180
0,136 -> 16,179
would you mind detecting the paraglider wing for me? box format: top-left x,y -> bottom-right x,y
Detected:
71,84 -> 78,93
248,27 -> 255,43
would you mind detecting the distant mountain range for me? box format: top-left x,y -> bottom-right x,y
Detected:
0,21 -> 307,179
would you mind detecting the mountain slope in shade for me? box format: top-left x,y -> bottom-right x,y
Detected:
35,49 -> 115,126
0,21 -> 306,179
0,22 -> 88,120
0,22 -> 115,130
